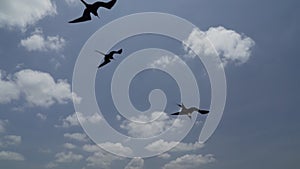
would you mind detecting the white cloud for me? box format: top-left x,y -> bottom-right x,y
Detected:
183,26 -> 255,66
0,71 -> 20,104
0,119 -> 8,133
20,28 -> 65,52
120,112 -> 185,138
0,151 -> 25,161
116,115 -> 122,121
54,151 -> 83,163
64,133 -> 89,142
57,112 -> 102,128
125,157 -> 144,169
150,55 -> 181,68
63,143 -> 76,149
1,135 -> 22,147
158,153 -> 171,159
0,0 -> 56,30
37,113 -> 47,120
99,142 -> 133,157
86,151 -> 122,169
163,154 -> 215,169
145,140 -> 204,154
82,144 -> 101,153
0,69 -> 81,107
64,0 -> 80,6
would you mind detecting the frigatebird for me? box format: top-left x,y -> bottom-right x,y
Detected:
171,103 -> 209,119
69,0 -> 117,23
96,49 -> 122,68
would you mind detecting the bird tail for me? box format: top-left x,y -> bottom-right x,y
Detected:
198,110 -> 209,114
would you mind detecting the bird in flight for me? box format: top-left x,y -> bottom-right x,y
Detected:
171,103 -> 209,119
96,49 -> 123,68
69,0 -> 117,23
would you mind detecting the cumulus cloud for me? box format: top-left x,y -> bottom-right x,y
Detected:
0,119 -> 8,133
64,0 -> 80,6
163,154 -> 215,169
183,26 -> 255,66
0,135 -> 22,147
120,112 -> 184,138
56,112 -> 102,128
99,142 -> 133,157
125,157 -> 144,169
86,151 -> 122,169
0,151 -> 25,161
0,69 -> 80,107
0,0 -> 56,29
63,143 -> 76,149
36,113 -> 47,120
54,151 -> 83,163
150,55 -> 181,68
64,133 -> 89,142
20,28 -> 65,52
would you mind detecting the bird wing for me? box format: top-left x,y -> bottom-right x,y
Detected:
69,8 -> 91,23
93,0 -> 117,9
109,48 -> 123,55
171,112 -> 180,115
98,59 -> 111,68
198,109 -> 209,114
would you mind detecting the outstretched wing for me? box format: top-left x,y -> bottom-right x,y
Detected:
171,112 -> 180,115
109,49 -> 122,55
94,0 -> 117,9
69,8 -> 91,23
198,109 -> 209,114
98,59 -> 111,68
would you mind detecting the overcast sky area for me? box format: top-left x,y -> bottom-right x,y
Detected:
0,0 -> 299,169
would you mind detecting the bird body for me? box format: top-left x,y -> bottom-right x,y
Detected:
69,0 -> 117,23
171,103 -> 209,119
96,49 -> 122,68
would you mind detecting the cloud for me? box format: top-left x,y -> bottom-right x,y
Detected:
0,69 -> 81,107
37,113 -> 47,120
64,133 -> 89,142
63,143 -> 76,149
86,151 -> 122,169
0,0 -> 56,29
64,0 -> 80,6
120,112 -> 185,138
0,151 -> 25,161
125,157 -> 144,169
20,28 -> 65,52
57,112 -> 102,128
150,55 -> 181,68
163,154 -> 215,169
158,153 -> 171,159
183,26 -> 255,66
99,142 -> 133,156
145,140 -> 204,154
54,151 -> 83,163
0,119 -> 8,133
0,135 -> 22,147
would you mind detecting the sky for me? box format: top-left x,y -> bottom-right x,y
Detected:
0,0 -> 299,169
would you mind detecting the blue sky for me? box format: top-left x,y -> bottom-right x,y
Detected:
0,0 -> 299,169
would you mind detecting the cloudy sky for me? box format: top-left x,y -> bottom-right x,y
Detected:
0,0 -> 299,169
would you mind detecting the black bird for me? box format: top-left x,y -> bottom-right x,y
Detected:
96,49 -> 123,68
69,0 -> 117,23
171,103 -> 209,119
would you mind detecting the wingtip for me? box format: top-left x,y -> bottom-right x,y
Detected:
198,110 -> 209,114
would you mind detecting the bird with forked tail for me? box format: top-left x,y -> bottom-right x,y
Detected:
69,0 -> 117,23
96,49 -> 123,68
171,103 -> 209,119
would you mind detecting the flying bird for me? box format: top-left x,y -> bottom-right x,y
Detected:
171,103 -> 209,119
69,0 -> 117,23
96,49 -> 123,68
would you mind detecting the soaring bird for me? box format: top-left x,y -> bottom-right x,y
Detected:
69,0 -> 117,23
171,103 -> 209,119
96,49 -> 123,68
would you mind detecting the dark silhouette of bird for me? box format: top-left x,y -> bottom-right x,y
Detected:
171,103 -> 209,119
69,0 -> 117,23
96,49 -> 123,68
